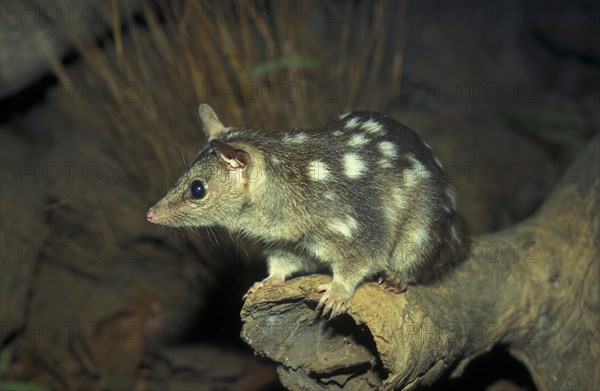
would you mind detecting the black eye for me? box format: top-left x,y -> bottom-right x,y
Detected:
190,180 -> 206,199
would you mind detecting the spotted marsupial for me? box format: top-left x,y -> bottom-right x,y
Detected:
147,104 -> 469,318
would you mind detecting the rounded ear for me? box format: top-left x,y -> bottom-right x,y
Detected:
199,104 -> 227,139
211,140 -> 250,169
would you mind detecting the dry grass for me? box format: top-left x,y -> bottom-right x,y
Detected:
47,0 -> 405,202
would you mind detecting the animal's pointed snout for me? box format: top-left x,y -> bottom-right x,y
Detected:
146,208 -> 155,223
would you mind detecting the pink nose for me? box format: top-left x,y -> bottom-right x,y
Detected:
146,208 -> 154,223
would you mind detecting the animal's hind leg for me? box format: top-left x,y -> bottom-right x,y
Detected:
377,272 -> 408,293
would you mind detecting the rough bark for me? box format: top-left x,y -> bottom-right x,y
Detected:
240,138 -> 599,390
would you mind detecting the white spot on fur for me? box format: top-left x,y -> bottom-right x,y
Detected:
270,156 -> 281,165
284,133 -> 309,144
383,204 -> 399,223
391,187 -> 407,211
422,140 -> 433,150
378,141 -> 397,158
378,159 -> 393,169
434,156 -> 444,169
338,112 -> 351,120
407,225 -> 431,256
308,160 -> 331,181
413,225 -> 430,243
348,133 -> 369,147
343,153 -> 366,178
392,219 -> 433,276
404,155 -> 430,187
361,120 -> 385,135
383,193 -> 403,226
329,216 -> 358,238
324,191 -> 336,200
392,219 -> 433,275
333,130 -> 343,136
345,117 -> 361,129
446,187 -> 457,209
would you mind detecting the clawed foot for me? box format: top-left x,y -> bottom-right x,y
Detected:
315,283 -> 352,319
243,276 -> 285,300
377,272 -> 407,293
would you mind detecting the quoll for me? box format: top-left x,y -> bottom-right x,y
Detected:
147,104 -> 468,318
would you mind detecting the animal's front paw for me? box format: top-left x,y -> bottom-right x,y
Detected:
243,276 -> 285,299
316,283 -> 352,319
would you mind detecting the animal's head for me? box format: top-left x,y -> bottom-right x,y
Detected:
146,105 -> 259,228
